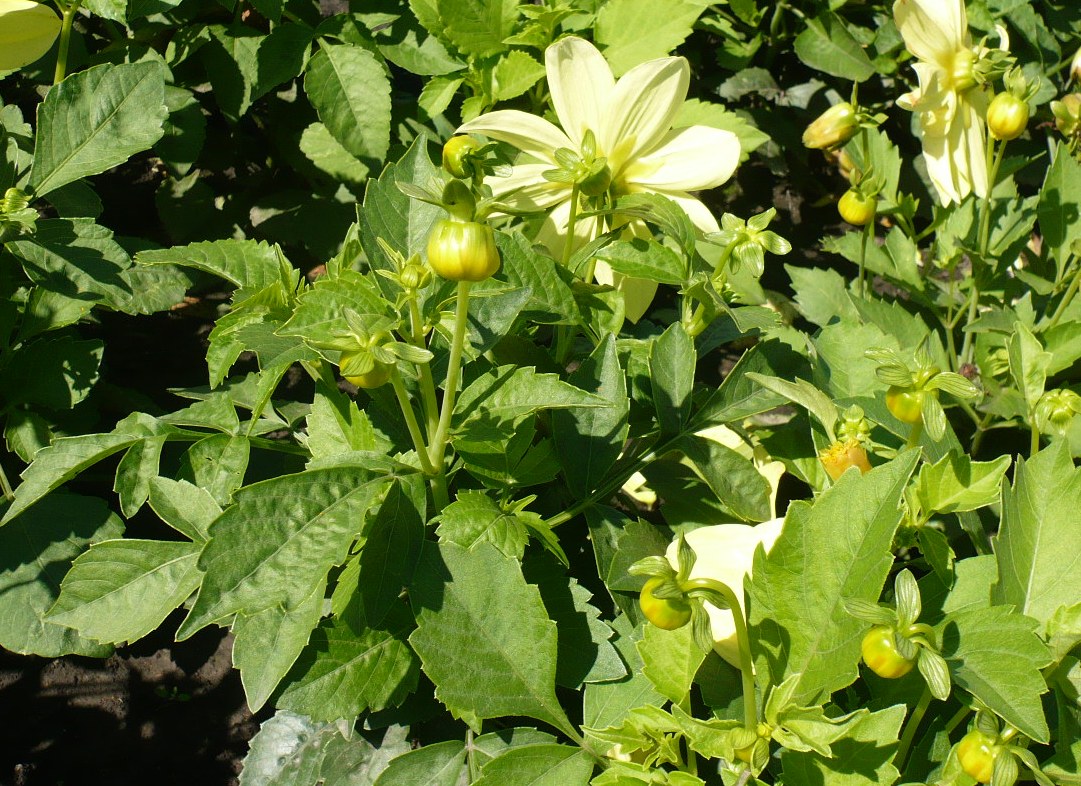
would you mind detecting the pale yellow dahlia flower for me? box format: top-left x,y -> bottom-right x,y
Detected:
665,517 -> 784,667
893,0 -> 988,205
0,0 -> 61,72
458,36 -> 740,322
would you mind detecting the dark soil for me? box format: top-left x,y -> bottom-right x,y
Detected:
0,621 -> 260,786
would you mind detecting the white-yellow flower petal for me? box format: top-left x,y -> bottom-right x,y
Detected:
920,95 -> 987,205
0,0 -> 61,71
665,518 -> 784,667
893,0 -> 966,69
535,198 -> 601,257
621,126 -> 740,192
546,36 -> 615,149
593,261 -> 658,324
488,163 -> 570,211
662,193 -> 721,234
457,110 -> 572,165
603,55 -> 690,175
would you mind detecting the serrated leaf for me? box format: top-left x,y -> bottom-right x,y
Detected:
492,50 -> 545,101
277,604 -> 420,720
29,61 -> 167,197
749,452 -> 919,704
436,490 -> 529,559
637,622 -> 706,704
201,24 -> 261,120
360,478 -> 425,627
596,237 -> 688,286
496,230 -> 577,325
137,238 -> 292,296
177,433 -> 250,506
178,470 -> 391,638
1038,143 -> 1081,275
793,12 -> 875,82
408,541 -> 574,736
1008,322 -> 1051,413
584,615 -> 665,730
778,705 -> 906,786
917,453 -> 1011,516
452,365 -> 606,433
992,442 -> 1081,632
436,0 -> 517,57
305,44 -> 391,162
595,0 -> 710,75
0,494 -> 122,657
0,335 -> 102,410
473,744 -> 593,785
650,323 -> 695,436
941,605 -> 1051,742
372,740 -> 467,786
46,539 -> 201,645
299,122 -> 370,186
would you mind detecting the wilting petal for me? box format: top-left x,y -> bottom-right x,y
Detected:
546,36 -> 615,149
458,110 -> 571,164
622,126 -> 740,192
893,0 -> 966,70
603,56 -> 690,176
593,261 -> 658,324
488,163 -> 570,211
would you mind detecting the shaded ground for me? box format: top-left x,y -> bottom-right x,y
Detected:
0,622 -> 260,786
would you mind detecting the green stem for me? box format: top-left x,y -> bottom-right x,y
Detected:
896,687 -> 933,771
0,461 -> 14,503
682,577 -> 758,730
943,705 -> 972,737
1047,262 -> 1081,330
429,281 -> 471,475
389,368 -> 437,479
407,296 -> 441,438
961,138 -> 1008,366
905,421 -> 924,450
1029,421 -> 1041,457
53,1 -> 81,84
561,185 -> 580,268
858,218 -> 871,299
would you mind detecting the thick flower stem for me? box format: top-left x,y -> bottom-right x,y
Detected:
962,138 -> 1007,366
1029,422 -> 1041,457
1047,262 -> 1081,330
561,185 -> 581,268
905,421 -> 924,450
407,296 -> 441,438
895,686 -> 933,771
389,368 -> 437,479
428,281 -> 472,486
53,1 -> 81,84
858,218 -> 872,299
683,577 -> 758,731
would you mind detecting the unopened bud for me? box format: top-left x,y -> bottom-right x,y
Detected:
1052,94 -> 1081,138
802,102 -> 859,150
1072,46 -> 1081,83
1035,389 -> 1081,436
442,135 -> 481,179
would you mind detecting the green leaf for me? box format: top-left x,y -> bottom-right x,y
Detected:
793,12 -> 875,81
746,372 -> 838,439
304,387 -> 387,460
452,365 -> 606,433
238,712 -> 411,786
419,75 -> 464,117
1,432 -> 140,525
304,44 -> 391,163
941,605 -> 1051,742
992,442 -> 1081,632
232,579 -> 326,712
299,122 -> 370,186
916,453 -> 1011,516
694,340 -> 804,427
1038,143 -> 1081,275
114,435 -> 167,518
136,238 -> 292,295
372,740 -> 467,786
650,323 -> 695,436
583,615 -> 665,729
147,477 -> 222,542
473,744 -> 593,785
46,539 -> 202,645
595,0 -> 711,75
436,0 -> 517,57
552,336 -> 629,497
359,137 -> 443,281
749,451 -> 919,704
360,478 -> 425,627
201,24 -> 262,120
377,28 -> 464,76
277,604 -> 420,720
637,622 -> 706,705
496,230 -> 577,325
29,61 -> 167,197
1008,321 -> 1051,413
492,50 -> 545,101
278,268 -> 390,344
677,434 -> 772,522
596,237 -> 688,285
0,336 -> 102,410
177,433 -> 250,506
436,490 -> 529,559
408,541 -> 574,736
178,470 -> 392,638
778,705 -> 906,786
0,494 -> 122,657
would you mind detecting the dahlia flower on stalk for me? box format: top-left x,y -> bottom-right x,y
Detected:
458,36 -> 741,322
893,0 -> 988,205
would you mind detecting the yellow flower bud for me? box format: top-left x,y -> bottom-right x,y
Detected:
0,0 -> 62,72
802,102 -> 859,150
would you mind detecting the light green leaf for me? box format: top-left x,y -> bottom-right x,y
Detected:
1,432 -> 140,525
916,453 -> 1011,516
304,387 -> 386,461
372,740 -> 467,786
496,230 -> 578,325
452,365 -> 606,433
177,433 -> 250,506
408,541 -> 574,737
1046,602 -> 1081,665
678,434 -> 772,522
299,122 -> 370,186
304,44 -> 391,162
360,478 -> 425,626
232,579 -> 326,712
941,605 -> 1051,742
419,75 -> 464,117
749,451 -> 919,704
1008,321 -> 1051,413
436,490 -> 529,559
492,50 -> 545,101
992,442 -> 1081,632
793,12 -> 875,81
147,477 -> 222,542
595,0 -> 711,75
136,238 -> 293,295
1038,143 -> 1081,276
584,615 -> 665,730
277,604 -> 420,720
746,372 -> 838,439
0,494 -> 122,657
29,61 -> 167,197
650,322 -> 695,436
436,0 -> 517,57
46,539 -> 201,645
637,623 -> 706,705
114,435 -> 167,518
178,470 -> 391,637
597,237 -> 688,286
473,744 -> 593,785
778,705 -> 906,786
